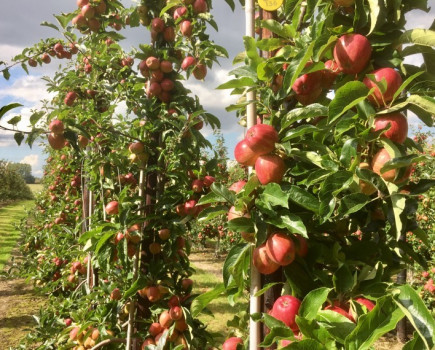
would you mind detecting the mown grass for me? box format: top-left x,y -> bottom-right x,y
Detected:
0,200 -> 34,271
191,250 -> 248,337
28,183 -> 43,194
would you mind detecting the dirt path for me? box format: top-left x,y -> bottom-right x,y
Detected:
190,247 -> 225,278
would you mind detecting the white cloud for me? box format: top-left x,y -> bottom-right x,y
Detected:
20,154 -> 39,167
0,75 -> 53,103
0,44 -> 24,64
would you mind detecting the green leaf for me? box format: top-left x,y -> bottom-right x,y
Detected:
191,284 -> 225,317
396,29 -> 435,47
197,205 -> 228,222
30,111 -> 44,126
394,284 -> 435,349
210,183 -> 235,205
254,282 -> 283,297
95,231 -> 116,254
259,183 -> 290,209
54,13 -> 76,29
40,21 -> 59,31
0,103 -> 22,120
345,295 -> 404,350
316,310 -> 356,343
338,193 -> 370,217
243,36 -> 263,69
391,71 -> 424,103
14,132 -> 24,145
223,243 -> 250,289
403,332 -> 426,350
160,0 -> 178,16
333,264 -> 355,294
287,186 -> 319,213
285,42 -> 315,93
7,115 -> 21,125
299,287 -> 332,320
282,125 -> 319,142
217,77 -> 256,90
328,82 -> 370,123
281,104 -> 328,131
283,339 -> 327,350
340,138 -> 358,168
124,277 -> 147,299
2,68 -> 10,80
260,326 -> 295,347
391,193 -> 406,240
367,0 -> 382,34
223,0 -> 235,10
227,217 -> 254,234
264,211 -> 307,237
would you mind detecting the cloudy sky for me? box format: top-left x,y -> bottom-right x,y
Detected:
0,1 -> 433,178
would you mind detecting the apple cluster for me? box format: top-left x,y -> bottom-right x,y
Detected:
234,124 -> 286,185
27,41 -> 79,68
72,0 -> 112,33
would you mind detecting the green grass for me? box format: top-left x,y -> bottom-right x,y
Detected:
0,200 -> 34,271
28,184 -> 43,194
191,253 -> 248,336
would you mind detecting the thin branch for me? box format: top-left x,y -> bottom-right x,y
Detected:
296,1 -> 308,32
90,338 -> 127,350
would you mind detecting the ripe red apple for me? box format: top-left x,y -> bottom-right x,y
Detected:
253,243 -> 280,275
129,142 -> 145,154
373,112 -> 408,143
227,206 -> 244,221
142,338 -> 156,348
41,53 -> 51,64
147,81 -> 162,97
151,69 -> 164,82
181,56 -> 196,70
151,17 -> 165,33
72,14 -> 88,27
69,327 -> 80,340
149,242 -> 162,255
333,34 -> 372,74
149,322 -> 163,337
105,201 -> 119,215
170,306 -> 183,320
234,139 -> 258,166
49,119 -> 64,134
159,310 -> 173,328
202,175 -> 215,187
88,18 -> 101,32
48,133 -> 66,150
334,0 -> 355,6
158,228 -> 170,240
293,235 -> 308,257
110,288 -> 121,300
223,337 -> 243,350
78,135 -> 89,148
371,148 -> 410,183
266,233 -> 296,266
193,0 -> 207,13
325,303 -> 355,322
193,63 -> 207,80
81,4 -> 95,19
245,124 -> 278,155
160,60 -> 173,73
174,7 -> 187,20
270,295 -> 301,332
163,26 -> 176,42
64,318 -> 72,326
322,59 -> 341,88
146,56 -> 160,70
192,179 -> 204,193
354,297 -> 375,311
147,286 -> 161,302
363,68 -> 402,107
184,199 -> 197,216
181,278 -> 193,290
255,154 -> 286,185
229,180 -> 246,193
160,78 -> 175,92
180,20 -> 192,37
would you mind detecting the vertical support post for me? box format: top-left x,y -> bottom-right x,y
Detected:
246,1 -> 260,350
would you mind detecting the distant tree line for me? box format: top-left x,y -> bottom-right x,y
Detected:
0,160 -> 34,203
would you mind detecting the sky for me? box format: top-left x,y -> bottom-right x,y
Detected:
0,1 -> 433,178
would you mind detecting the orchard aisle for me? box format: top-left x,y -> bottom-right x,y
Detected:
0,199 -> 45,347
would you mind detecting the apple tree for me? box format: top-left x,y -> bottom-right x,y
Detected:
195,0 -> 435,349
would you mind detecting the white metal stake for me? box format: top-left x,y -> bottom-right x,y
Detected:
245,1 -> 260,349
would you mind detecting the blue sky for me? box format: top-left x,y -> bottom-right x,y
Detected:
0,2 -> 433,178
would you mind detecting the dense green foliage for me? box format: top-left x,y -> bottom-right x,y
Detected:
0,160 -> 33,203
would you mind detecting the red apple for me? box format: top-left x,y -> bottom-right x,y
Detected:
270,295 -> 301,332
234,139 -> 258,166
159,310 -> 173,328
193,0 -> 208,13
373,112 -> 408,143
160,60 -> 173,73
203,175 -> 215,187
229,180 -> 246,193
371,148 -> 410,183
48,133 -> 66,150
105,201 -> 119,215
223,337 -> 243,350
322,59 -> 341,88
151,17 -> 165,33
363,68 -> 402,107
163,26 -> 176,42
129,142 -> 145,154
193,64 -> 207,80
149,322 -> 163,337
49,119 -> 64,135
170,306 -> 183,321
160,78 -> 175,92
110,288 -> 121,300
146,56 -> 160,70
293,235 -> 308,257
181,56 -> 196,70
245,124 -> 278,155
174,7 -> 187,20
325,303 -> 355,322
266,233 -> 296,266
158,228 -> 170,240
255,154 -> 286,185
192,179 -> 204,193
354,297 -> 375,311
81,4 -> 95,19
333,34 -> 372,74
184,199 -> 198,216
253,243 -> 280,275
180,20 -> 192,37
